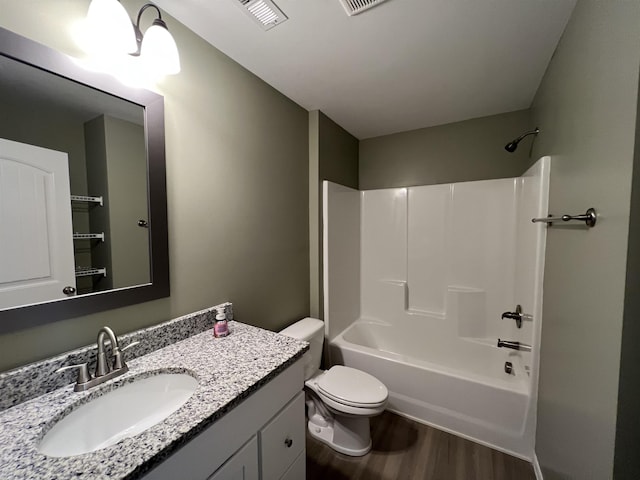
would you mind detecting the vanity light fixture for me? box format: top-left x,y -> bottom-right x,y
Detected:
83,0 -> 180,76
131,3 -> 181,75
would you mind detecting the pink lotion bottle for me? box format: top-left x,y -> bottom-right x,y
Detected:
213,307 -> 229,337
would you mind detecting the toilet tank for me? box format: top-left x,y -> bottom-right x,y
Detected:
279,317 -> 324,380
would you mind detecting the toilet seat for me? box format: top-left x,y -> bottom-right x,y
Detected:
317,389 -> 386,409
317,366 -> 388,409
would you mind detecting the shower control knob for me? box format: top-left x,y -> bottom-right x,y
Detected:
501,305 -> 523,328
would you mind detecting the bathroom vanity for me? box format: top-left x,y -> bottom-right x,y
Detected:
144,362 -> 305,480
0,306 -> 308,479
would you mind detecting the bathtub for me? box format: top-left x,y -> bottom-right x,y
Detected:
328,318 -> 535,459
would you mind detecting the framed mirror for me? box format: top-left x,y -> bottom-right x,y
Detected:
0,26 -> 169,333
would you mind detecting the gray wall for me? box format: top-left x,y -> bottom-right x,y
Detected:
308,112 -> 320,319
308,111 -> 359,318
0,0 -> 309,372
102,116 -> 150,289
84,115 -> 149,292
359,109 -> 532,189
84,115 -> 113,291
318,112 -> 359,189
530,1 -> 640,478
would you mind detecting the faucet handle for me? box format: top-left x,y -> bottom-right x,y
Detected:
121,341 -> 140,353
56,363 -> 92,385
113,341 -> 140,370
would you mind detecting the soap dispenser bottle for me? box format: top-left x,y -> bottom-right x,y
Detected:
214,307 -> 229,338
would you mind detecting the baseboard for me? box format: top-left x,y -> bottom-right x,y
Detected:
533,451 -> 543,480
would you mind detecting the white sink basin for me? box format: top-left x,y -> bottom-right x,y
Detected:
38,373 -> 198,457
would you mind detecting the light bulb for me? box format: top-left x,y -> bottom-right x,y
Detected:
140,22 -> 181,76
84,0 -> 137,55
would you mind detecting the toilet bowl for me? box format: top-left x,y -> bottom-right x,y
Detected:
280,318 -> 388,456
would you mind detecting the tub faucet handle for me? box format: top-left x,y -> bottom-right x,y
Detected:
501,305 -> 523,328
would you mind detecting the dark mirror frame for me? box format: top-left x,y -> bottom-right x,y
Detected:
0,26 -> 170,333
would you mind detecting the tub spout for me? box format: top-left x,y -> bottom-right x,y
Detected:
497,339 -> 532,352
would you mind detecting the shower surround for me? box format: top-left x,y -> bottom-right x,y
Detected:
323,157 -> 549,459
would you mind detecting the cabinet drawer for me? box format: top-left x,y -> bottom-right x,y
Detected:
280,450 -> 305,480
259,391 -> 305,480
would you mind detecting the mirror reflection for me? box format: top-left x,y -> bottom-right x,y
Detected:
0,54 -> 150,311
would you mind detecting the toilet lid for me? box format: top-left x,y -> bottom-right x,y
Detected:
317,366 -> 388,407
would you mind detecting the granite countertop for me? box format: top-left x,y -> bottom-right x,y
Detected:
0,321 -> 308,479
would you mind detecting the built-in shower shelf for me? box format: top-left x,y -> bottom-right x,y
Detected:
73,232 -> 104,241
75,266 -> 107,277
70,195 -> 103,206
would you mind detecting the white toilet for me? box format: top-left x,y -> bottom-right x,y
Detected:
280,317 -> 388,456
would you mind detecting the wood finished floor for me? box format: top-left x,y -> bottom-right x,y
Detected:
306,411 -> 536,480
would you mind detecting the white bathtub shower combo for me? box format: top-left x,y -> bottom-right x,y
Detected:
322,157 -> 550,459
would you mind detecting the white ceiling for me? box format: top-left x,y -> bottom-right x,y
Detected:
154,0 -> 576,139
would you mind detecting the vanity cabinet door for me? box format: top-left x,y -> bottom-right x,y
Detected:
207,436 -> 258,480
141,361 -> 303,480
259,391 -> 305,480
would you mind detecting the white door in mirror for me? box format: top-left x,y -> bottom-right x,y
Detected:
38,373 -> 198,457
0,138 -> 75,309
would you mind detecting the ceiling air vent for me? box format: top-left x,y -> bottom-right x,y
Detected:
236,0 -> 288,31
339,0 -> 389,16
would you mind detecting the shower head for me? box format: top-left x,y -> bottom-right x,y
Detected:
504,128 -> 540,153
504,141 -> 519,153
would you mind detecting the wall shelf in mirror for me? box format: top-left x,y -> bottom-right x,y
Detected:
71,195 -> 104,206
73,233 -> 105,241
0,26 -> 169,333
75,267 -> 107,278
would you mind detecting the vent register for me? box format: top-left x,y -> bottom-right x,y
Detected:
234,0 -> 388,30
235,0 -> 288,30
339,0 -> 389,16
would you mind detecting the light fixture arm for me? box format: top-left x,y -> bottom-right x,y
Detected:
131,3 -> 168,57
136,3 -> 163,28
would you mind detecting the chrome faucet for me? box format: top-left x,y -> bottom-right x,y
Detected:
497,339 -> 532,352
96,326 -> 120,377
56,326 -> 139,392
